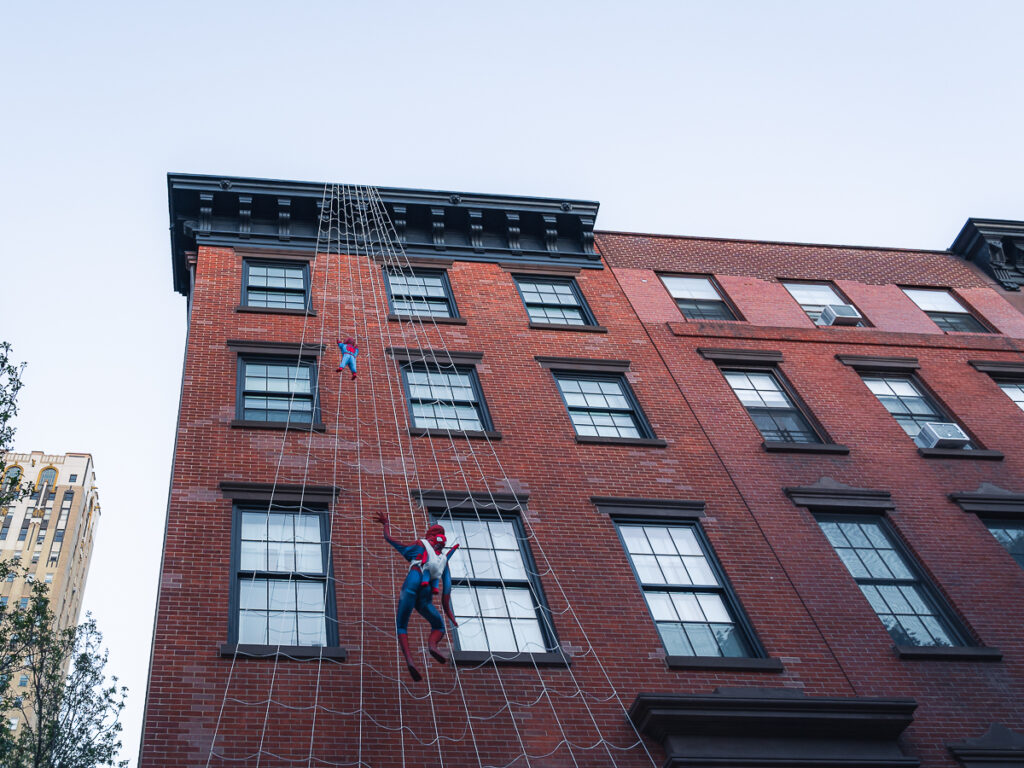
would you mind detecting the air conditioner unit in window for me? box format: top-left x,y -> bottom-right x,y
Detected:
820,304 -> 862,326
914,422 -> 970,449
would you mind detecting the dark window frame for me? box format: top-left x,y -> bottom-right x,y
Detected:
429,506 -> 560,656
659,273 -> 741,321
815,512 -> 972,648
720,365 -> 831,446
241,259 -> 312,312
980,518 -> 1024,570
227,502 -> 339,647
551,371 -> 657,441
613,516 -> 768,662
859,371 -> 972,446
383,266 -> 459,320
235,355 -> 321,426
901,286 -> 993,334
512,274 -> 598,327
398,360 -> 495,434
780,279 -> 869,326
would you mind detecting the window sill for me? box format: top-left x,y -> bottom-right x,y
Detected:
665,655 -> 784,672
220,643 -> 348,661
236,305 -> 316,317
918,448 -> 1003,461
895,645 -> 1002,661
528,322 -> 608,333
409,428 -> 502,440
762,441 -> 850,455
388,314 -> 467,325
575,436 -> 667,447
230,420 -> 327,432
452,649 -> 570,667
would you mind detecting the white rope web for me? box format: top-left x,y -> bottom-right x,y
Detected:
197,184 -> 659,768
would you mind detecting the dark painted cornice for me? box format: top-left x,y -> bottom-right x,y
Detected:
785,476 -> 894,511
168,173 -> 601,297
950,218 -> 1024,292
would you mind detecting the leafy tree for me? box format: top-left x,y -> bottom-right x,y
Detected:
0,341 -> 27,508
0,563 -> 127,768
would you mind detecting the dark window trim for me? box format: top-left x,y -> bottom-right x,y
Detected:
236,248 -> 312,263
969,359 -> 1024,377
422,499 -> 562,660
220,481 -> 341,505
919,448 -> 1003,461
388,314 -> 467,325
512,274 -> 599,327
387,347 -> 483,366
499,262 -> 580,276
814,511 -> 982,652
451,649 -> 570,667
612,515 -> 771,662
659,273 -> 744,322
896,645 -> 1002,661
377,256 -> 454,269
397,358 -> 495,434
719,364 -> 835,447
949,484 -> 1024,518
220,643 -> 347,660
779,278 -> 871,327
383,266 -> 460,320
535,356 -> 629,373
227,502 -> 341,649
836,354 -> 919,372
698,348 -> 783,364
235,355 -> 322,427
900,285 -> 995,334
948,723 -> 1024,768
227,339 -> 324,357
548,370 -> 658,441
665,655 -> 783,671
785,478 -> 895,511
241,259 -> 312,312
528,322 -> 608,333
591,497 -> 705,519
414,489 -> 528,511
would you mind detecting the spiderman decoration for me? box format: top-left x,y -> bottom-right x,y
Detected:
337,338 -> 358,380
375,511 -> 460,681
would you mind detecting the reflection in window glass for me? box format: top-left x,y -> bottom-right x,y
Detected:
554,375 -> 648,438
984,521 -> 1024,569
404,366 -> 487,431
902,288 -> 988,332
723,370 -> 820,443
241,360 -> 316,423
661,276 -> 736,321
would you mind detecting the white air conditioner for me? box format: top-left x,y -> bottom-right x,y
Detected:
820,304 -> 862,326
914,422 -> 970,449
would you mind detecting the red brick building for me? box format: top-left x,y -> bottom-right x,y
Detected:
141,174 -> 1024,768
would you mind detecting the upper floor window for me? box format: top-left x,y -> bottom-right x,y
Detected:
618,521 -> 755,658
3,466 -> 21,490
237,358 -> 318,425
722,369 -> 823,444
861,374 -> 970,447
233,505 -> 335,646
984,520 -> 1024,569
998,381 -> 1024,413
402,364 -> 491,433
384,268 -> 458,319
553,374 -> 654,440
902,288 -> 989,333
782,281 -> 864,326
439,512 -> 554,655
514,276 -> 597,326
661,275 -> 737,321
242,261 -> 310,311
817,515 -> 966,647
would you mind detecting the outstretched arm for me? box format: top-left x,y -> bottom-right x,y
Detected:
374,511 -> 421,561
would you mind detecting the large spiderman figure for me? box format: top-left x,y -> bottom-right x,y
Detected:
375,511 -> 460,681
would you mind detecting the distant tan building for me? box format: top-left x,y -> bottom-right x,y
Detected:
1,452 -> 101,729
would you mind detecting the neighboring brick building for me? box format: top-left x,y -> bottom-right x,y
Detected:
141,174 -> 1024,768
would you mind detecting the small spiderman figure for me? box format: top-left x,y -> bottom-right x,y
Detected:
337,338 -> 358,380
375,511 -> 460,681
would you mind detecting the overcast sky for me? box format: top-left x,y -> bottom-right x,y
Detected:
2,1 -> 1022,764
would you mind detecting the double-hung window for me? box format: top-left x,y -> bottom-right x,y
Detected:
384,268 -> 458,319
402,364 -> 491,432
553,374 -> 654,439
782,281 -> 864,325
233,505 -> 335,647
817,515 -> 965,647
722,369 -> 822,444
437,512 -> 554,655
984,521 -> 1024,569
997,381 -> 1024,413
514,276 -> 596,326
242,261 -> 310,311
238,358 -> 318,425
661,275 -> 737,321
902,288 -> 989,333
860,374 -> 970,446
618,521 -> 755,658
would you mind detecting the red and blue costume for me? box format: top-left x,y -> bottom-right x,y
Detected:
337,337 -> 358,380
375,512 -> 459,681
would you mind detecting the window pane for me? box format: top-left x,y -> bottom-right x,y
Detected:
903,288 -> 965,313
662,276 -> 720,300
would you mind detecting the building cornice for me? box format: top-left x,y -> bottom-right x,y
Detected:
168,173 -> 601,297
950,218 -> 1024,292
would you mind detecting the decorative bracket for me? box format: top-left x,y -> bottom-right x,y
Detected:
198,193 -> 213,234
277,198 -> 291,241
506,212 -> 521,252
469,210 -> 484,252
392,205 -> 408,243
238,196 -> 252,239
430,207 -> 446,251
543,214 -> 558,253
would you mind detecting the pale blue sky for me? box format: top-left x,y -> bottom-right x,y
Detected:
2,2 -> 1022,764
